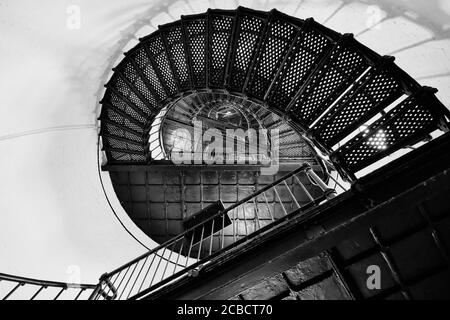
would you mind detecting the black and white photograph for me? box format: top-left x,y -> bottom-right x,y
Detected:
0,0 -> 450,307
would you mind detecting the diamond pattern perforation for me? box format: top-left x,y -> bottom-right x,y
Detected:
228,14 -> 265,91
105,108 -> 145,135
247,18 -> 297,99
133,47 -> 168,101
107,78 -> 149,123
209,14 -> 234,87
109,151 -> 146,162
184,19 -> 207,87
161,25 -> 191,90
103,106 -> 144,133
289,44 -> 369,127
314,68 -> 403,148
104,137 -> 145,153
103,122 -> 143,143
338,96 -> 438,172
98,9 -> 446,170
267,28 -> 330,109
122,59 -> 159,114
145,35 -> 178,96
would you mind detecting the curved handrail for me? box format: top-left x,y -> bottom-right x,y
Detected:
0,272 -> 96,300
90,163 -> 343,300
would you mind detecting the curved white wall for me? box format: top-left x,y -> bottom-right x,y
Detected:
0,0 -> 449,284
0,0 -> 160,284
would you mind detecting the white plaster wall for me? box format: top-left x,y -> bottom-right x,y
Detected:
0,0 -> 160,284
0,0 -> 449,284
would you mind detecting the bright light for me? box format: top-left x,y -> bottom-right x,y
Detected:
368,129 -> 388,150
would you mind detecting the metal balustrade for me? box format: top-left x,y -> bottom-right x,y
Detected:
0,273 -> 96,300
3,6 -> 448,301
99,7 -> 449,182
89,163 -> 339,300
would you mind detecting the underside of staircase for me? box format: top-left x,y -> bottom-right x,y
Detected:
1,6 -> 450,301
141,132 -> 450,300
99,7 -> 450,181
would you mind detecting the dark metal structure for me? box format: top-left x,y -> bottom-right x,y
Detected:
99,7 -> 449,181
91,164 -> 337,300
108,164 -> 327,246
91,6 -> 450,300
144,133 -> 450,300
2,7 -> 450,300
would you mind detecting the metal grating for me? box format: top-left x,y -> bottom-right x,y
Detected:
132,47 -> 167,101
102,89 -> 146,126
109,151 -> 147,162
289,41 -> 369,128
144,34 -> 178,96
227,12 -> 267,92
98,7 -> 449,175
102,107 -> 144,135
160,23 -> 192,91
332,89 -> 442,174
108,77 -> 149,120
247,16 -> 298,99
312,63 -> 404,149
267,26 -> 331,109
101,121 -> 144,142
103,136 -> 145,152
183,16 -> 207,88
208,11 -> 234,88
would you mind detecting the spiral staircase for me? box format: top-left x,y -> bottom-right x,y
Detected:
99,7 -> 449,181
1,5 -> 450,300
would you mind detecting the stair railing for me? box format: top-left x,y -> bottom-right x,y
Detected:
0,272 -> 96,300
90,163 -> 340,300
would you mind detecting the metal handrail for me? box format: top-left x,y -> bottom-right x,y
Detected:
0,272 -> 96,300
90,163 -> 341,300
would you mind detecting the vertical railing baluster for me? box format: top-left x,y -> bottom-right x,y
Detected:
30,285 -> 46,300
118,262 -> 140,300
160,242 -> 176,283
273,185 -> 288,216
53,287 -> 65,300
221,213 -> 225,249
138,253 -> 157,294
232,208 -> 236,242
242,205 -> 248,236
149,248 -> 167,287
114,266 -> 132,300
185,234 -> 195,268
263,192 -> 275,222
173,240 -> 184,276
283,180 -> 300,209
3,282 -> 23,300
127,255 -> 149,298
197,226 -> 205,261
74,288 -> 85,300
209,219 -> 215,255
253,198 -> 261,230
294,174 -> 314,203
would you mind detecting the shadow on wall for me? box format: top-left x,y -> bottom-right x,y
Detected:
92,0 -> 450,127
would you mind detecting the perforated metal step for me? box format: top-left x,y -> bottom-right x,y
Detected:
99,6 -> 450,180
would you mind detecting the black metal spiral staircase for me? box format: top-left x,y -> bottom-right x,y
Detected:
2,7 -> 450,301
99,7 -> 449,181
